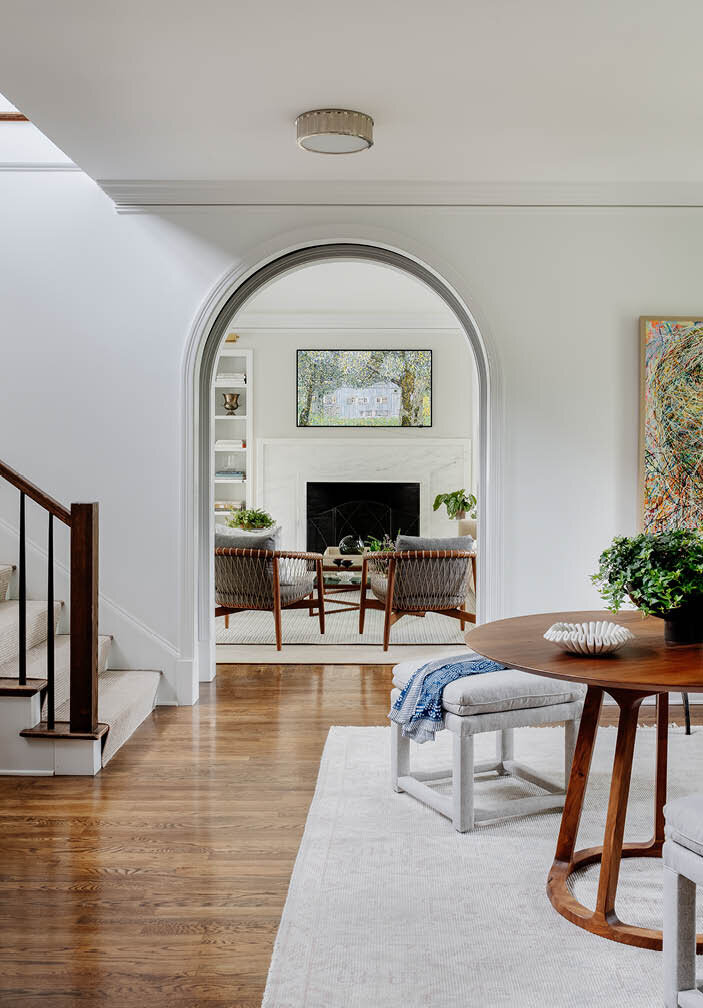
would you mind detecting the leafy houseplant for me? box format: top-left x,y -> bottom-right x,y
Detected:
227,507 -> 275,532
433,489 -> 477,521
365,533 -> 397,553
592,530 -> 703,645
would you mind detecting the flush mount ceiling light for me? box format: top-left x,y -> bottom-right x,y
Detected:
296,109 -> 373,154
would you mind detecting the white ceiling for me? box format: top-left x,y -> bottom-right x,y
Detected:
1,1 -> 702,193
234,261 -> 458,326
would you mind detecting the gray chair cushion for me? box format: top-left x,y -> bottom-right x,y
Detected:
215,528 -> 276,551
665,794 -> 703,857
279,572 -> 316,605
392,653 -> 585,716
396,534 -> 474,552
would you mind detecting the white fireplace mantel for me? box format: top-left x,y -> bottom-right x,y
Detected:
256,437 -> 472,550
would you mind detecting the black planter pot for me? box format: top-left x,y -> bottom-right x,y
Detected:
663,598 -> 703,646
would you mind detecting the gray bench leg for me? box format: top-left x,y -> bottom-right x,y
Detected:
664,864 -> 697,1007
452,733 -> 475,833
495,728 -> 514,775
391,721 -> 410,792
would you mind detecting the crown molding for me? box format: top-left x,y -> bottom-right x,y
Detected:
0,161 -> 79,171
97,178 -> 703,212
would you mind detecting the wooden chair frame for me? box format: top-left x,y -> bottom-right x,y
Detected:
359,549 -> 477,651
214,548 -> 325,651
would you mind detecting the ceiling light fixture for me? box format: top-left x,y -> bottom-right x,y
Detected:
296,109 -> 373,154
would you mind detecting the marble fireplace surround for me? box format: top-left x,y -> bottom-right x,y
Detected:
256,438 -> 472,551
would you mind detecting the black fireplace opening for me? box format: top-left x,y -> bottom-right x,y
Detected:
306,482 -> 420,554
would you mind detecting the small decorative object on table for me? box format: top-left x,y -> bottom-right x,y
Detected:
432,489 -> 477,522
339,535 -> 364,555
227,507 -> 275,532
544,620 -> 634,655
592,529 -> 703,645
364,533 -> 396,552
222,392 -> 240,415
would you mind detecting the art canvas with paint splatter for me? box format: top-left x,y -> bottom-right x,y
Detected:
641,317 -> 703,533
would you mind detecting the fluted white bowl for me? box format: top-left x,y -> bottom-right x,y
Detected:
543,620 -> 634,655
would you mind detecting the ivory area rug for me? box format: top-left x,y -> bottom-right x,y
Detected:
215,591 -> 466,646
263,724 -> 703,1008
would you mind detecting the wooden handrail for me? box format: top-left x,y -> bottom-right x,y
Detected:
0,460 -> 72,526
0,458 -> 100,738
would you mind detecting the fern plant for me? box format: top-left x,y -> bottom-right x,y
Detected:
227,507 -> 275,532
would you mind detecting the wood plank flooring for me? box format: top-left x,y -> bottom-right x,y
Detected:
0,664 -> 698,1007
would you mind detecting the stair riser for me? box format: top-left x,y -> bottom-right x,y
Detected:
0,602 -> 62,666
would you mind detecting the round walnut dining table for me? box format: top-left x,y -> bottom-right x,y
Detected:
468,609 -> 703,951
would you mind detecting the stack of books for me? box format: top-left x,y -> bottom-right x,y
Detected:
216,372 -> 246,385
215,500 -> 244,513
215,470 -> 245,481
214,439 -> 245,450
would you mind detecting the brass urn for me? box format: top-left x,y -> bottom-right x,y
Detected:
222,392 -> 240,415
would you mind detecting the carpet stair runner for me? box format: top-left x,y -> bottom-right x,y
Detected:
0,561 -> 160,768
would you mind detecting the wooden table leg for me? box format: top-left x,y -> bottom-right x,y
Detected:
548,688 -> 703,951
594,690 -> 643,925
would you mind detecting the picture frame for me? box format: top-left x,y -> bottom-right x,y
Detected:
296,349 -> 433,428
639,316 -> 703,533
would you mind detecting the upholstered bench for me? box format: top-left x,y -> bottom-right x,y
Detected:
390,653 -> 585,832
664,795 -> 703,1007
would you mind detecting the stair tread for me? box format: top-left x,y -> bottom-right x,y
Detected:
54,668 -> 161,766
0,633 -> 112,679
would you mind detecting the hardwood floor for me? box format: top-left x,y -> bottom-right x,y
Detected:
0,664 -> 698,1006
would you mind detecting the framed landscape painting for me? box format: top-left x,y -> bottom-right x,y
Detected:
296,349 -> 432,427
640,317 -> 703,533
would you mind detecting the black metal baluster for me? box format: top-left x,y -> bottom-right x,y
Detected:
46,513 -> 54,730
18,491 -> 26,686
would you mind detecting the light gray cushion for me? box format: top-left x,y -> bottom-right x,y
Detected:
215,528 -> 276,552
665,795 -> 703,857
396,534 -> 474,552
392,653 -> 585,716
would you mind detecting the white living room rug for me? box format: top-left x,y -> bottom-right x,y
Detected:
215,590 -> 466,646
263,724 -> 703,1008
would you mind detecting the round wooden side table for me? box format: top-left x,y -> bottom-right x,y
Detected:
468,609 -> 703,951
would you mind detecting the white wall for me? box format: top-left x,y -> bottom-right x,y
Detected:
1,169 -> 702,696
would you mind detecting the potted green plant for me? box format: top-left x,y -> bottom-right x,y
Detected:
592,530 -> 703,645
227,507 -> 275,532
432,489 -> 477,520
433,489 -> 478,539
364,533 -> 396,552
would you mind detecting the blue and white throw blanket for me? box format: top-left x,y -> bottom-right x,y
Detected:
389,651 -> 506,744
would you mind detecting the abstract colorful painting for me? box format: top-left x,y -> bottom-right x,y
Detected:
640,317 -> 703,533
296,349 -> 432,427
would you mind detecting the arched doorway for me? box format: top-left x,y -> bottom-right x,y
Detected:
183,242 -> 501,693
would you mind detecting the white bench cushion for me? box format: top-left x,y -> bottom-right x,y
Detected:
392,653 -> 585,717
665,794 -> 703,858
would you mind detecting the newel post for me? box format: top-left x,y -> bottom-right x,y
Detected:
70,502 -> 99,734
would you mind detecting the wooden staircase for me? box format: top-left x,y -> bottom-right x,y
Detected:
0,462 -> 161,774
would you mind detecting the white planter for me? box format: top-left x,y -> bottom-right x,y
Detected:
457,517 -> 477,540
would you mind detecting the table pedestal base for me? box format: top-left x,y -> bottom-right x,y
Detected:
547,685 -> 703,951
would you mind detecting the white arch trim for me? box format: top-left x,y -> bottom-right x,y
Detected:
180,241 -> 503,698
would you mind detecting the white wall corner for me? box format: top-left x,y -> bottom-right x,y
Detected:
198,636 -> 216,683
175,657 -> 200,704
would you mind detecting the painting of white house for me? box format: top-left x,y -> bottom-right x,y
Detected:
297,349 -> 432,427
